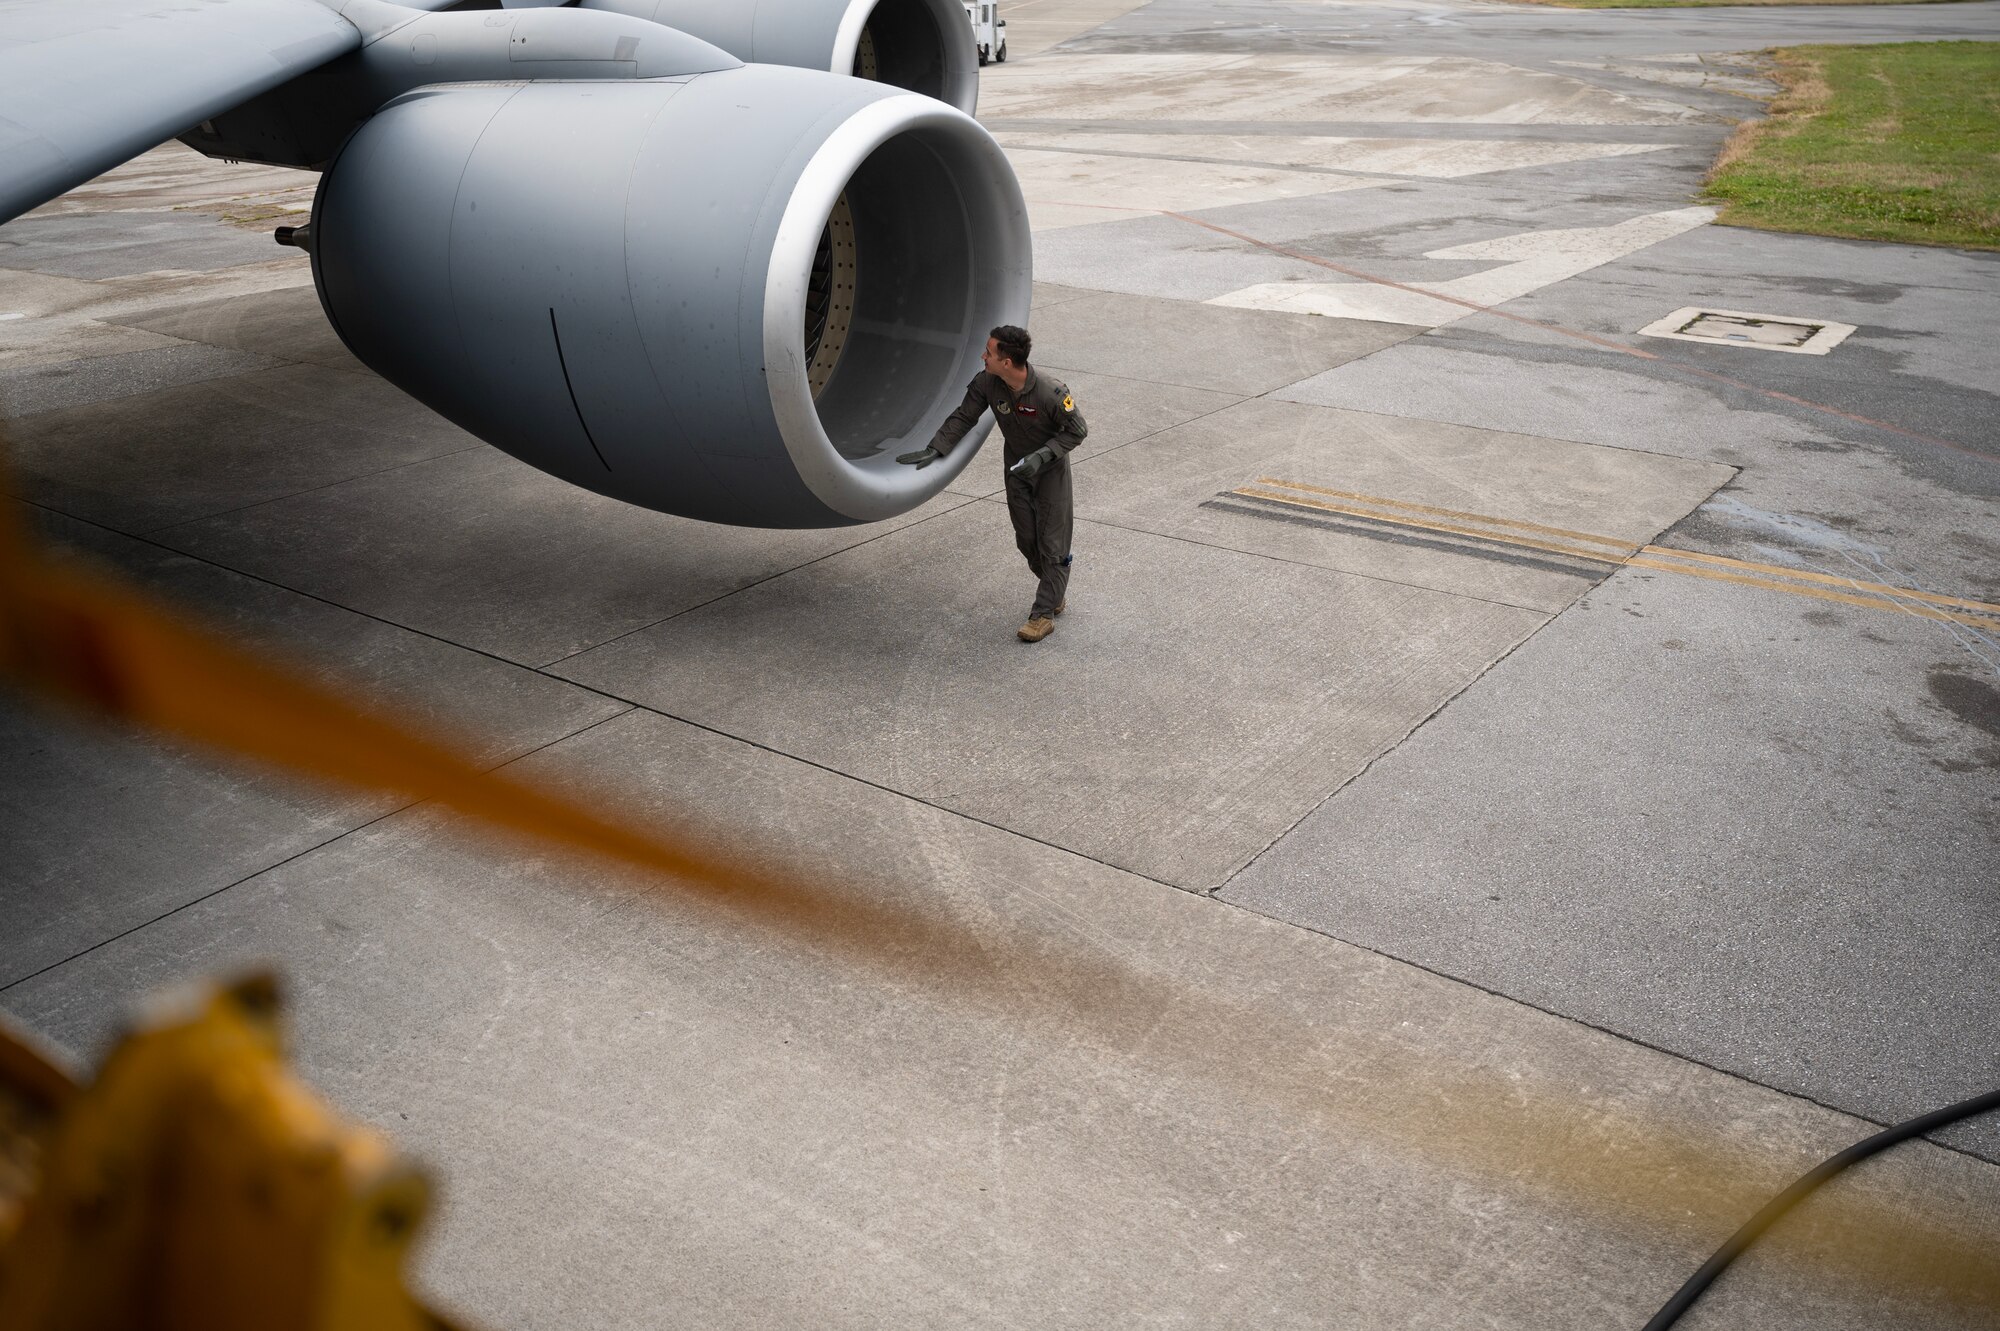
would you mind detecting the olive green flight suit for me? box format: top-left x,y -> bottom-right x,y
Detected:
928,366 -> 1088,619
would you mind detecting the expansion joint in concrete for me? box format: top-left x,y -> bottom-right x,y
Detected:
138,441 -> 490,538
0,703 -> 641,997
531,493 -> 989,673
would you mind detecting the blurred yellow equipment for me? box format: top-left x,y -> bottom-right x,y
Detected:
0,973 -> 471,1331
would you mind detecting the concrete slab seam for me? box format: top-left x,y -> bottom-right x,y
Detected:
134,443 -> 492,537
531,493 -> 989,671
15,494 -> 645,736
0,793 -> 418,997
549,684 -> 1225,911
0,702 -> 636,998
1258,395 -> 1749,473
1204,605 -> 1554,906
1013,502 -> 1577,619
1206,885 -> 2000,1170
1,344 -> 279,419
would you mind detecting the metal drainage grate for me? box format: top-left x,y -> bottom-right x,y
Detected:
1638,306 -> 1857,356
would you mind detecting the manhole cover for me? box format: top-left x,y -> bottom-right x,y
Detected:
1683,313 -> 1818,346
1637,306 -> 1856,356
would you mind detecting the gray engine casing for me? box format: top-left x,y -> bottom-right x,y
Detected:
310,66 -> 1030,527
579,0 -> 979,112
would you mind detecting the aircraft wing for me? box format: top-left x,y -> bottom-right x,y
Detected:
0,0 -> 398,226
0,0 -> 1031,531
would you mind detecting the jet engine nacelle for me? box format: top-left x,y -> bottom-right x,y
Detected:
579,0 -> 980,112
310,67 -> 1030,527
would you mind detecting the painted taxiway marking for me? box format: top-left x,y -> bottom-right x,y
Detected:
1235,478 -> 2000,632
1166,211 -> 1995,464
1209,207 -> 1718,329
1245,477 -> 1637,553
1232,482 -> 1638,565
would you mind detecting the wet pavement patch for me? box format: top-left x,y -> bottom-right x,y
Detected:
1927,667 -> 2000,745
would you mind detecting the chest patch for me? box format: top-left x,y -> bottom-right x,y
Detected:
996,401 -> 1011,415
1017,406 -> 1039,417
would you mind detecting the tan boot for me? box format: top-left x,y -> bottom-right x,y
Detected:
1017,615 -> 1055,642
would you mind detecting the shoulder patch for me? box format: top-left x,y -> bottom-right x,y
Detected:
1062,394 -> 1075,412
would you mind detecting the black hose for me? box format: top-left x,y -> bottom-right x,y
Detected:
1644,1087 -> 2000,1331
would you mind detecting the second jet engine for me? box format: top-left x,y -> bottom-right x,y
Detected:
581,0 -> 981,112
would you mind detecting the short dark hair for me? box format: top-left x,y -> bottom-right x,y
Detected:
989,324 -> 1031,368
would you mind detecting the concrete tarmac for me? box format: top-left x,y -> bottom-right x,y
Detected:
3,1 -> 1998,1327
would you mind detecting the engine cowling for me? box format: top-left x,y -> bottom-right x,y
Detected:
309,66 -> 1030,527
579,0 -> 980,113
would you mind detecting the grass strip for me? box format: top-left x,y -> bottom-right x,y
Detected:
1705,41 -> 2000,250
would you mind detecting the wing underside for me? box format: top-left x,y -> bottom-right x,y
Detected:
0,0 -> 369,225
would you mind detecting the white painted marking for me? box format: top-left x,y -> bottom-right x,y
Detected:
0,313 -> 25,321
1207,206 -> 1717,328
1638,306 -> 1858,356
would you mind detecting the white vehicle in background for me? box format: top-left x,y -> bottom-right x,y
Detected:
965,1 -> 1007,64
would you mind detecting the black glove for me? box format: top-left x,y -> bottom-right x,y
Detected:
896,447 -> 940,469
1009,445 -> 1058,481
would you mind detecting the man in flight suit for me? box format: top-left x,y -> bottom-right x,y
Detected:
897,325 -> 1087,642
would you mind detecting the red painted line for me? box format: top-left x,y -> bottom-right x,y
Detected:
1160,210 -> 1995,463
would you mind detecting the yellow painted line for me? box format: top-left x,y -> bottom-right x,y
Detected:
1231,486 -> 1626,566
1233,483 -> 2000,634
1253,477 -> 1636,551
1258,476 -> 2000,618
1626,557 -> 2000,633
1637,544 -> 2000,617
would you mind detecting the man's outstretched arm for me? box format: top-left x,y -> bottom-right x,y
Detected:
900,382 -> 986,467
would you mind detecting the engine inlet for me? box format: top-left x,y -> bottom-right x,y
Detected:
805,194 -> 857,399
